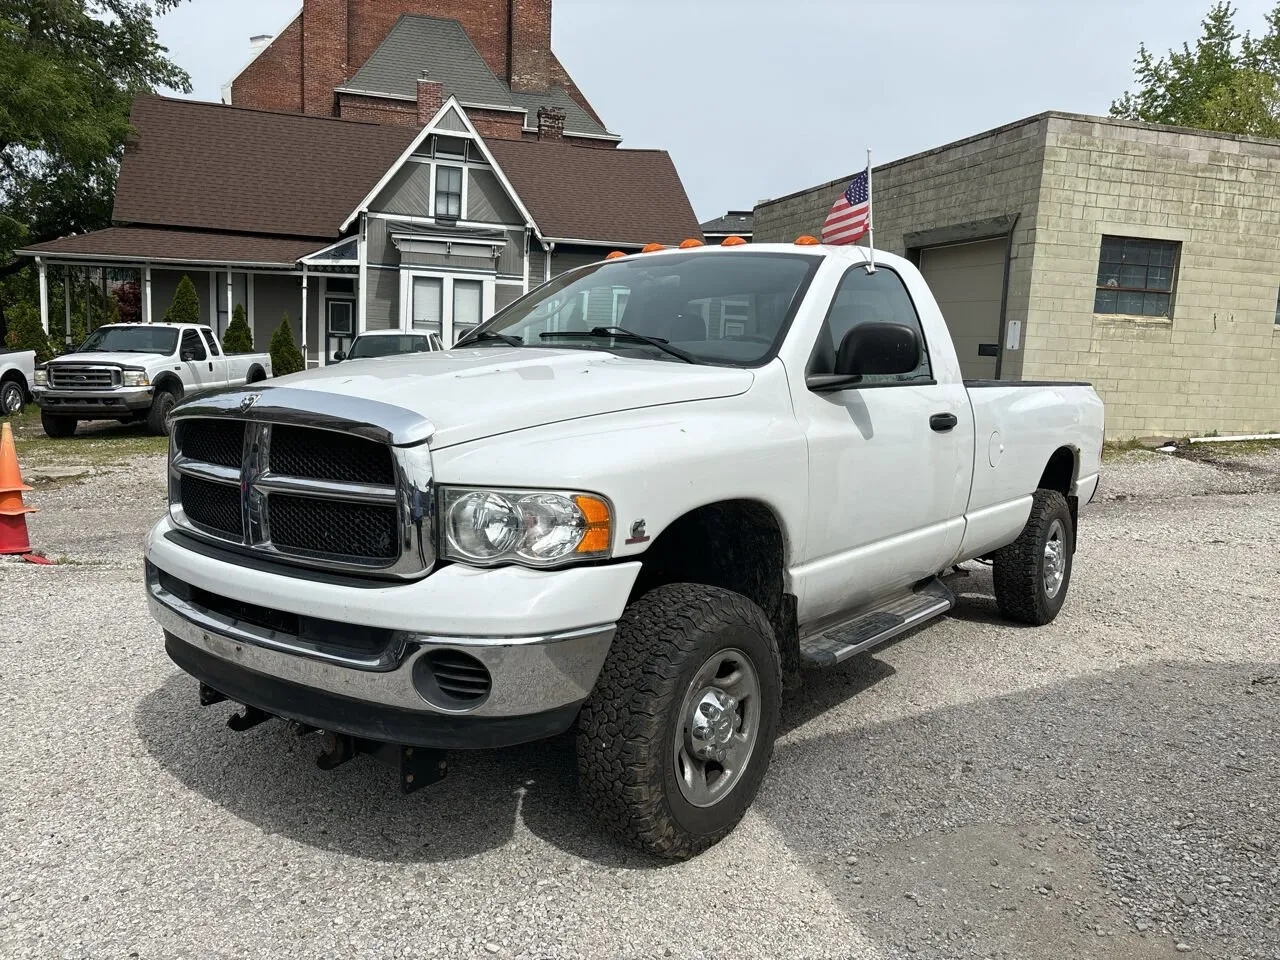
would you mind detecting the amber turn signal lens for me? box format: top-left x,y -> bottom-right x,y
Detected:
795,235 -> 820,245
721,235 -> 747,246
605,251 -> 626,260
574,495 -> 612,553
679,238 -> 704,248
641,242 -> 665,253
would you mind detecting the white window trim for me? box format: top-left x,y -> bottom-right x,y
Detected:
400,269 -> 496,345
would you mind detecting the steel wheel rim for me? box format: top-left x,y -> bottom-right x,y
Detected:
1,384 -> 20,414
1043,518 -> 1067,599
672,647 -> 761,808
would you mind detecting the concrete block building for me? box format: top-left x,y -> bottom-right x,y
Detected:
755,112 -> 1280,438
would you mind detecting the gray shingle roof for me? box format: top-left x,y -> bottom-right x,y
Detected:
339,15 -> 612,138
700,211 -> 755,235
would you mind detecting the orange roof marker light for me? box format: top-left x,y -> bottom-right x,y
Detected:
679,238 -> 705,249
605,251 -> 627,260
721,235 -> 748,246
795,235 -> 821,246
641,242 -> 665,253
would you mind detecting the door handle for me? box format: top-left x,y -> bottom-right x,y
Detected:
930,413 -> 958,432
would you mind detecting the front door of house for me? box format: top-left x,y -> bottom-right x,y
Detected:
326,299 -> 355,362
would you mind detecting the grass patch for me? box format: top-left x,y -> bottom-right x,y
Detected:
4,407 -> 167,466
1183,438 -> 1280,457
1102,438 -> 1151,461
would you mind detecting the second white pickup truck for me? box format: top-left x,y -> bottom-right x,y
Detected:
34,323 -> 271,437
0,348 -> 36,415
144,242 -> 1103,859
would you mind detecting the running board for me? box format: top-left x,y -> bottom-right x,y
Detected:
799,578 -> 955,667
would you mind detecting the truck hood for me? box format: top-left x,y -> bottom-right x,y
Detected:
49,352 -> 162,367
277,347 -> 755,448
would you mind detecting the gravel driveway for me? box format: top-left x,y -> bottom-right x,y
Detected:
1,446 -> 1277,960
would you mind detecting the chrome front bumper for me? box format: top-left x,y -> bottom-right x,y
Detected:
34,385 -> 154,415
147,566 -> 615,747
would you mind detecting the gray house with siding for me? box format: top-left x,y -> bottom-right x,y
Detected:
19,93 -> 702,365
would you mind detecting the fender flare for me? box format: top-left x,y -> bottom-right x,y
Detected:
151,373 -> 185,399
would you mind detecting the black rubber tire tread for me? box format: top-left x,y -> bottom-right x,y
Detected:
147,389 -> 177,436
576,583 -> 782,860
40,411 -> 77,438
992,489 -> 1073,626
1,378 -> 25,415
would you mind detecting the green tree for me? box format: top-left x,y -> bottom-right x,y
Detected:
1112,2 -> 1280,137
161,274 -> 200,324
2,302 -> 54,362
0,1 -> 192,274
269,315 -> 304,376
222,303 -> 254,353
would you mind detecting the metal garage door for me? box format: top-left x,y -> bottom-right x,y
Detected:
918,238 -> 1005,380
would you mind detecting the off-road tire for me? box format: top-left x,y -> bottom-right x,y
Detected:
993,489 -> 1074,626
147,389 -> 177,436
40,411 -> 77,438
576,583 -> 782,860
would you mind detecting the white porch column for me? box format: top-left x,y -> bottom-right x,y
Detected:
318,275 -> 328,367
36,259 -> 49,333
357,216 -> 368,334
143,264 -> 153,323
301,266 -> 309,366
63,271 -> 72,346
224,267 -> 233,338
247,274 -> 256,337
208,271 -> 217,329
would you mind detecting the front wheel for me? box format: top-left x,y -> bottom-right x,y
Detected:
40,411 -> 77,438
576,583 -> 782,859
993,489 -> 1074,625
147,389 -> 177,436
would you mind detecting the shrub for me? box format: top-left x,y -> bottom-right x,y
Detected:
114,280 -> 141,324
222,304 -> 254,353
269,314 -> 304,376
162,275 -> 201,324
2,303 -> 56,363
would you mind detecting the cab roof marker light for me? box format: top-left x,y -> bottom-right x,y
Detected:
795,235 -> 820,246
641,243 -> 665,253
678,238 -> 704,249
721,236 -> 747,246
605,251 -> 627,260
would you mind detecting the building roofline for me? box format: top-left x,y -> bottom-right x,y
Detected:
221,6 -> 302,104
141,92 -> 396,129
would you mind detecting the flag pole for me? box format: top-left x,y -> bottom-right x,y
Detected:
866,148 -> 876,273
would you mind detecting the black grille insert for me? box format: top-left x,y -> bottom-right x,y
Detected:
269,425 -> 395,485
177,420 -> 245,468
268,494 -> 398,563
414,650 -> 492,708
180,476 -> 242,538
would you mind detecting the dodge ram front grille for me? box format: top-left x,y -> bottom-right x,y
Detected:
168,409 -> 434,579
48,365 -> 120,389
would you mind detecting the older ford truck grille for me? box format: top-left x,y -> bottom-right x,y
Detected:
49,365 -> 120,389
169,417 -> 420,576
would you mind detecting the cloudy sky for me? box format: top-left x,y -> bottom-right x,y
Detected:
156,0 -> 1279,222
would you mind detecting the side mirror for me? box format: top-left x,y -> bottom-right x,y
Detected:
835,322 -> 920,377
332,351 -> 345,363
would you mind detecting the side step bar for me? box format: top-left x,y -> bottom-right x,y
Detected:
799,577 -> 955,667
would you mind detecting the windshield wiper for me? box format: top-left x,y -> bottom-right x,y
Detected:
540,326 -> 695,364
456,330 -> 524,348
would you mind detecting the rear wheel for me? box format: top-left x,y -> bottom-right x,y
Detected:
147,389 -> 177,436
576,583 -> 782,859
993,489 -> 1074,625
1,379 -> 25,416
40,411 -> 77,438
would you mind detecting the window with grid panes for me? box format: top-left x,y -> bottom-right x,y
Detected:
435,166 -> 462,219
1094,237 -> 1179,318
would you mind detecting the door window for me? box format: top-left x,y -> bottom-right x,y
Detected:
412,277 -> 444,337
181,329 -> 207,362
811,267 -> 932,384
201,329 -> 221,356
452,279 -> 483,345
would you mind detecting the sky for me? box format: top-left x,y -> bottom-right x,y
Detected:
155,0 -> 1280,223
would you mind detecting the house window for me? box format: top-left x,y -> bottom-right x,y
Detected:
435,166 -> 462,219
411,277 -> 444,338
452,279 -> 483,344
1095,236 -> 1179,318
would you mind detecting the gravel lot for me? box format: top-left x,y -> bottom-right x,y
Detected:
1,438 -> 1277,960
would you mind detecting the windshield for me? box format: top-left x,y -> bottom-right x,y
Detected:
473,251 -> 820,366
77,326 -> 180,355
348,334 -> 435,359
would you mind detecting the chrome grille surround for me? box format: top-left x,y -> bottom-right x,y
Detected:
49,364 -> 121,389
167,385 -> 435,580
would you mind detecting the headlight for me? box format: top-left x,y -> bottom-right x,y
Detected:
440,487 -> 612,566
122,370 -> 150,387
34,368 -> 47,386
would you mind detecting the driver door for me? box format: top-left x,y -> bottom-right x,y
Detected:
792,265 -> 972,623
179,329 -> 211,390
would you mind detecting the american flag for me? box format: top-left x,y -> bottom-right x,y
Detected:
821,169 -> 871,245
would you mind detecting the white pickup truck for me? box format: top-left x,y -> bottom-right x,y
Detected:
144,243 -> 1103,859
33,322 -> 271,437
0,348 -> 36,415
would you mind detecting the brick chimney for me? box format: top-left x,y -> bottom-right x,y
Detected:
536,106 -> 565,141
510,0 -> 552,92
302,0 -> 348,116
417,76 -> 445,125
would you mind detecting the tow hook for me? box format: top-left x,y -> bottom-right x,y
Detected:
200,685 -> 448,794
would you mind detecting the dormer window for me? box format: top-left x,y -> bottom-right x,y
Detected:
435,165 -> 462,219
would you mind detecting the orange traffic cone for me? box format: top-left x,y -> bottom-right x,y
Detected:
0,422 -> 50,564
